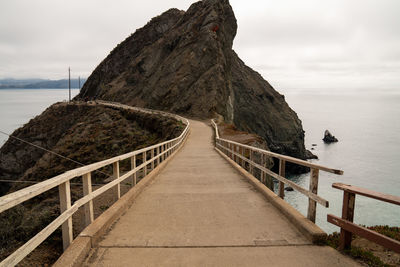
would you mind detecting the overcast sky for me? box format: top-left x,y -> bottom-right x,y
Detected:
1,0 -> 399,93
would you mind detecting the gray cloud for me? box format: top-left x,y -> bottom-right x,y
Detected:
0,0 -> 399,93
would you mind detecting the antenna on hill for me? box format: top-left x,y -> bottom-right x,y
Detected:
68,67 -> 71,102
78,76 -> 81,91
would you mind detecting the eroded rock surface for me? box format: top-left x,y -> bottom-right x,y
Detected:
323,130 -> 338,143
77,0 -> 309,166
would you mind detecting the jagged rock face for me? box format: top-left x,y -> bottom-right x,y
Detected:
78,0 -> 307,161
231,52 -> 306,158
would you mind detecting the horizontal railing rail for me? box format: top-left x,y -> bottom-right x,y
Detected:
0,102 -> 190,267
211,119 -> 343,223
328,183 -> 400,253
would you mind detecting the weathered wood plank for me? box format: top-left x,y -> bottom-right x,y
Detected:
333,183 -> 400,206
113,161 -> 120,199
151,149 -> 155,170
279,159 -> 285,199
156,146 -> 160,166
131,155 -> 137,186
328,214 -> 400,253
59,181 -> 73,251
82,172 -> 94,227
249,149 -> 254,175
216,137 -> 343,175
143,152 -> 147,177
307,168 -> 319,223
217,143 -> 329,207
339,191 -> 355,250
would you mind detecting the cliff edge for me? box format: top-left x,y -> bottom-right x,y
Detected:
78,0 -> 308,165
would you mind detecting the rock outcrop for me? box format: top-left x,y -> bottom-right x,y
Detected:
77,0 -> 309,169
323,130 -> 338,143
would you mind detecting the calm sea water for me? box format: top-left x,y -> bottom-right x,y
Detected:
0,89 -> 79,147
284,92 -> 400,233
0,89 -> 398,233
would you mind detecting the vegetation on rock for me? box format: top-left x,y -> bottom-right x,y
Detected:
0,102 -> 183,265
326,226 -> 400,267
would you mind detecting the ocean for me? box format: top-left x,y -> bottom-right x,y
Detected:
0,89 -> 80,146
0,89 -> 398,233
283,92 -> 400,233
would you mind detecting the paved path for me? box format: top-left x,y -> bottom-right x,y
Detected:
84,120 -> 360,266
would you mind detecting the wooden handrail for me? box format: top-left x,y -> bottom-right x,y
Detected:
0,102 -> 190,267
216,142 -> 329,207
211,120 -> 343,175
211,119 -> 343,223
328,183 -> 400,253
332,183 -> 400,206
0,104 -> 189,213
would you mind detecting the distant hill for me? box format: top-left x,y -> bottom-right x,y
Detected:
0,78 -> 86,89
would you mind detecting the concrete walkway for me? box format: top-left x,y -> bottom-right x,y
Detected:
84,120 -> 360,266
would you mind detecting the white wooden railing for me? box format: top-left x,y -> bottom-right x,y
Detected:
211,119 -> 343,223
0,102 -> 190,267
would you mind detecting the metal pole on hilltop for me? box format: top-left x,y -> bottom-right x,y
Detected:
68,67 -> 71,102
78,76 -> 81,91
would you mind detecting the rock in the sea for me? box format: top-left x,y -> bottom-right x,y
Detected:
323,130 -> 338,143
77,0 -> 309,171
306,149 -> 318,159
285,186 -> 294,191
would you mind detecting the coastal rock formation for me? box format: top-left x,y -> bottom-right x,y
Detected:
323,130 -> 338,143
77,0 -> 309,167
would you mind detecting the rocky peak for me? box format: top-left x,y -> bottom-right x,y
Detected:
77,0 -> 310,170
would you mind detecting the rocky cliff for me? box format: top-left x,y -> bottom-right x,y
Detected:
78,0 -> 308,165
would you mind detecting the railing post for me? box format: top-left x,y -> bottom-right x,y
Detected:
161,145 -> 164,161
235,145 -> 239,163
151,148 -> 155,170
113,161 -> 120,199
249,149 -> 254,175
278,159 -> 285,199
238,146 -> 242,167
242,147 -> 246,168
131,155 -> 137,186
82,172 -> 94,227
338,191 -> 356,250
307,168 -> 319,222
261,154 -> 265,184
143,151 -> 147,176
59,181 -> 73,251
156,146 -> 160,166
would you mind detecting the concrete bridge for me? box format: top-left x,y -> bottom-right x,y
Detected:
0,102 -> 362,266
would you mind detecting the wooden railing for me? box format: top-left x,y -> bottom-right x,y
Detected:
328,183 -> 400,253
211,119 -> 343,223
0,103 -> 190,267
